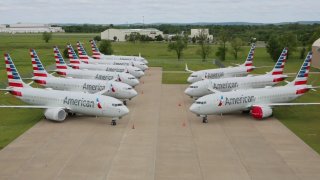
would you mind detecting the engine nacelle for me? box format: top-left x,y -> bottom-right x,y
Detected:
251,106 -> 273,120
44,108 -> 67,121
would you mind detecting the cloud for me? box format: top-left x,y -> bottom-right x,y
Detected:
0,0 -> 319,24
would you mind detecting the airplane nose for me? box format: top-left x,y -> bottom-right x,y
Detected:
187,77 -> 193,83
132,79 -> 140,86
184,88 -> 191,95
131,89 -> 138,97
189,104 -> 198,114
121,106 -> 130,116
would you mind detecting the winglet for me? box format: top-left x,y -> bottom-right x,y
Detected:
185,64 -> 194,73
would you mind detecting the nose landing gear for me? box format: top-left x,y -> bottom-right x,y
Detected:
202,116 -> 208,123
111,118 -> 117,126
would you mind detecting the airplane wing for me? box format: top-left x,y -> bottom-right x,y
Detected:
185,64 -> 194,73
207,86 -> 221,94
265,103 -> 320,106
0,105 -> 68,109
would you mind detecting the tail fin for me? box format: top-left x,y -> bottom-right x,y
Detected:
90,40 -> 101,59
4,53 -> 29,88
67,44 -> 81,68
269,48 -> 288,75
243,43 -> 255,66
30,49 -> 50,77
53,46 -> 69,75
291,51 -> 312,86
76,41 -> 89,62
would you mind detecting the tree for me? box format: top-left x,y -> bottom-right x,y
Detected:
99,40 -> 113,55
168,34 -> 188,60
215,30 -> 229,61
42,32 -> 52,43
266,34 -> 282,61
196,29 -> 212,61
155,35 -> 164,41
113,36 -> 117,42
279,32 -> 298,59
63,48 -> 69,59
231,37 -> 243,60
191,36 -> 197,43
94,35 -> 101,41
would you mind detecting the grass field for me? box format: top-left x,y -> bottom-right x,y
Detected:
0,33 -> 320,154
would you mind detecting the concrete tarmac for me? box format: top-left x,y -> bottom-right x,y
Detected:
1,67 -> 320,180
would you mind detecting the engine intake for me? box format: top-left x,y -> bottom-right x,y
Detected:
44,108 -> 67,121
251,106 -> 273,120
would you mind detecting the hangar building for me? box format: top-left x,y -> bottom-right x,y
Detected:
312,38 -> 320,68
101,28 -> 163,41
0,23 -> 64,33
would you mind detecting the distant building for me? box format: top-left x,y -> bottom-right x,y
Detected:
101,28 -> 163,41
0,23 -> 64,33
312,38 -> 320,69
189,29 -> 213,42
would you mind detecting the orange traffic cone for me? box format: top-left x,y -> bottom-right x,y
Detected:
132,123 -> 135,129
178,103 -> 181,106
182,121 -> 186,127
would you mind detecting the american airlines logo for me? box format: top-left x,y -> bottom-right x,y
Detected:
205,72 -> 224,79
95,74 -> 114,80
105,67 -> 123,72
63,97 -> 94,108
212,82 -> 238,90
82,83 -> 105,91
224,96 -> 255,106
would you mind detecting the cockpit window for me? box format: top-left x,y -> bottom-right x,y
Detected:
189,86 -> 198,88
128,77 -> 136,80
112,103 -> 123,107
191,75 -> 197,77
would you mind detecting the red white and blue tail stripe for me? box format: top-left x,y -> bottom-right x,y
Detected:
67,44 -> 81,68
293,51 -> 312,86
244,43 -> 255,66
4,53 -> 29,96
76,41 -> 89,61
30,49 -> 49,78
53,46 -> 68,75
90,40 -> 101,59
271,47 -> 288,75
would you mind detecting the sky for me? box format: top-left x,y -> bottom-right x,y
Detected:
0,0 -> 319,24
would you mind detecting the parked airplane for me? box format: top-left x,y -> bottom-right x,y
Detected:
76,41 -> 149,71
53,47 -> 140,87
66,44 -> 144,78
186,44 -> 256,83
90,40 -> 148,64
185,48 -> 288,97
30,49 -> 137,104
189,52 -> 320,123
0,53 -> 129,125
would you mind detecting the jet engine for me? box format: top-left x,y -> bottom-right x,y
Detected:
44,108 -> 67,121
250,106 -> 273,120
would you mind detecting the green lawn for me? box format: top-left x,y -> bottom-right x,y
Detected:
0,33 -> 320,155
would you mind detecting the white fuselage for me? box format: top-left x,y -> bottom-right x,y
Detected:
57,69 -> 139,87
15,88 -> 129,118
185,74 -> 287,97
74,63 -> 144,78
187,66 -> 254,83
189,85 -> 307,115
99,54 -> 148,64
35,77 -> 138,100
85,57 -> 148,71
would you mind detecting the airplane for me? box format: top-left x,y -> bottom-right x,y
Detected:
0,53 -> 129,126
185,48 -> 289,98
90,40 -> 148,64
30,49 -> 138,105
75,41 -> 149,71
186,44 -> 256,83
53,46 -> 140,87
189,51 -> 320,123
66,44 -> 145,78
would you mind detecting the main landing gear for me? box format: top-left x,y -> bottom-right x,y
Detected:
202,116 -> 208,123
123,100 -> 127,106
